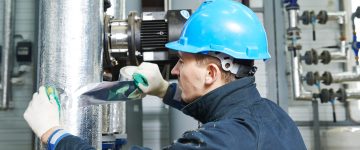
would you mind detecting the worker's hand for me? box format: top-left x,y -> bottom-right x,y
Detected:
133,62 -> 169,98
23,86 -> 60,142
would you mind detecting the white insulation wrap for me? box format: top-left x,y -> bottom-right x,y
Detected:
38,0 -> 104,148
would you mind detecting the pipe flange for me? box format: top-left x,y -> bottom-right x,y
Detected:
317,10 -> 328,24
301,11 -> 311,25
127,12 -> 141,65
319,88 -> 335,103
304,51 -> 313,65
312,49 -> 319,64
303,49 -> 318,65
320,89 -> 331,103
321,71 -> 332,85
314,72 -> 320,82
336,88 -> 346,102
320,50 -> 331,64
305,72 -> 315,85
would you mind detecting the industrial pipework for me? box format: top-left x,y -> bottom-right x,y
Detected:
38,0 -> 104,148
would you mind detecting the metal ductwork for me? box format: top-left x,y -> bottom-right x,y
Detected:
38,0 -> 104,148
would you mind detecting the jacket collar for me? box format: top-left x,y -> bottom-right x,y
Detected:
181,76 -> 261,123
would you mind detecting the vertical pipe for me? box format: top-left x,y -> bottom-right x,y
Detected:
104,0 -> 127,141
291,54 -> 313,100
38,0 -> 103,148
108,0 -> 126,20
34,0 -> 40,148
288,10 -> 298,29
168,0 -> 172,10
1,0 -> 15,110
312,100 -> 321,150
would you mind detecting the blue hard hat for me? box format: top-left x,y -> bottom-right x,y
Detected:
165,0 -> 271,60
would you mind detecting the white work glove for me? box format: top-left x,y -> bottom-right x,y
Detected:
23,86 -> 60,139
133,62 -> 170,98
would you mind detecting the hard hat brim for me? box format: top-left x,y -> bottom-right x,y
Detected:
165,41 -> 271,60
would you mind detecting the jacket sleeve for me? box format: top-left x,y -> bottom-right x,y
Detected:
163,120 -> 257,150
162,83 -> 186,110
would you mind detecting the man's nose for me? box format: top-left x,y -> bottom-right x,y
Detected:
171,61 -> 180,75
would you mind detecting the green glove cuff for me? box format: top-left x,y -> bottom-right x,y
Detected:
45,86 -> 61,114
133,73 -> 148,92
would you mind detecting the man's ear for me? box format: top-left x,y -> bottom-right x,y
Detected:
204,64 -> 221,85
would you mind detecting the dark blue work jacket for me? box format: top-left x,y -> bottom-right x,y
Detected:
55,77 -> 307,150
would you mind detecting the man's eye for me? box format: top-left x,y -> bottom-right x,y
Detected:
179,59 -> 184,64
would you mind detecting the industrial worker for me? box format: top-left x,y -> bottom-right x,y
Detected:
23,0 -> 307,149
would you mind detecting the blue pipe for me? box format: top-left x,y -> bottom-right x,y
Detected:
352,33 -> 359,58
353,34 -> 359,50
352,10 -> 360,65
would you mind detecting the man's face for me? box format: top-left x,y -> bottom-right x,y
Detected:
171,52 -> 208,103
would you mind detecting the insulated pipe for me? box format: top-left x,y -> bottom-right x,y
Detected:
38,0 -> 103,148
332,72 -> 360,83
291,54 -> 313,100
1,0 -> 15,110
103,0 -> 127,137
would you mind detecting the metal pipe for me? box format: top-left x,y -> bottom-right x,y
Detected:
108,0 -> 126,20
332,72 -> 360,83
164,0 -> 169,12
327,11 -> 348,63
291,54 -> 313,100
331,51 -> 347,61
346,89 -> 360,100
297,120 -> 360,126
312,100 -> 321,150
288,10 -> 298,29
168,0 -> 172,10
1,0 -> 15,110
38,0 -> 103,148
327,11 -> 347,24
330,40 -> 348,61
110,21 -> 129,50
